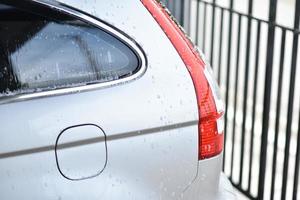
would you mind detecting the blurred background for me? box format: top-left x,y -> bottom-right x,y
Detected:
161,0 -> 300,199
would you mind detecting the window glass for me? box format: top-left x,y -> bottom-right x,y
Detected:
0,3 -> 139,96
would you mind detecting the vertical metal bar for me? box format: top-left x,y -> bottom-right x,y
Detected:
247,20 -> 261,192
168,0 -> 173,13
257,0 -> 278,198
239,0 -> 254,186
166,0 -> 169,9
195,0 -> 200,45
223,0 -> 234,170
217,8 -> 224,85
202,2 -> 207,53
293,105 -> 300,199
179,0 -> 185,26
270,29 -> 286,200
230,13 -> 242,178
210,0 -> 216,67
281,0 -> 300,198
183,0 -> 191,35
172,0 -> 176,15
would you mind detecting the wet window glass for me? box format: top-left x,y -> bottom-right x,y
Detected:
0,3 -> 139,96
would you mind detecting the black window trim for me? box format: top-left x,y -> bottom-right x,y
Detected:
0,0 -> 147,104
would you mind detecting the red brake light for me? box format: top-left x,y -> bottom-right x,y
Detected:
141,0 -> 224,160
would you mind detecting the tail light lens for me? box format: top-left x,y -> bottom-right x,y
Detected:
201,64 -> 225,159
141,0 -> 224,160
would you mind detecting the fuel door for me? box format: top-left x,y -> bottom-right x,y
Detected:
55,124 -> 107,181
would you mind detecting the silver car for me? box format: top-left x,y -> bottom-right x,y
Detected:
0,0 -> 235,199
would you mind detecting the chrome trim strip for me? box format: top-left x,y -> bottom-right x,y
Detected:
0,0 -> 147,105
0,120 -> 198,159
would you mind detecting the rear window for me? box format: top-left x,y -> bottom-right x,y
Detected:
0,3 -> 140,96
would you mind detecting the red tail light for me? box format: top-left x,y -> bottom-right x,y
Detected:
141,0 -> 224,160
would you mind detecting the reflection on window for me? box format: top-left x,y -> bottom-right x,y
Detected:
0,3 -> 139,95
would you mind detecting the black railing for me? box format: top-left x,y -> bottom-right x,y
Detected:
161,0 -> 190,32
164,0 -> 300,199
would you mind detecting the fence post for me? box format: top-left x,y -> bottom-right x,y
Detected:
223,0 -> 234,170
183,0 -> 191,35
257,0 -> 278,199
239,0 -> 253,186
281,0 -> 300,199
209,0 -> 216,67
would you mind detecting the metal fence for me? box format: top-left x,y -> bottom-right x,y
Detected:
161,0 -> 191,33
164,0 -> 300,199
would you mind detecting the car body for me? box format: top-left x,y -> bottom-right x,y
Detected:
0,0 -> 235,199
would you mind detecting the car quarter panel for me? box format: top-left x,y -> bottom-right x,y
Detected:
0,0 -> 200,199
